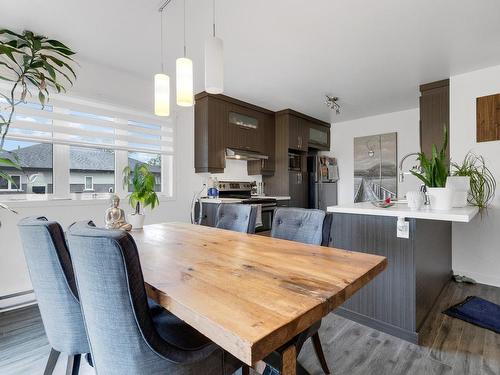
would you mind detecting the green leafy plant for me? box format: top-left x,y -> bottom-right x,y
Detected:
411,126 -> 449,187
451,152 -> 496,210
0,28 -> 76,210
122,163 -> 160,215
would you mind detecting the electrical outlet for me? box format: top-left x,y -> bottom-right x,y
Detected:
397,217 -> 409,239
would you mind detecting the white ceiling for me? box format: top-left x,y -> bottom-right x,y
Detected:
3,0 -> 500,122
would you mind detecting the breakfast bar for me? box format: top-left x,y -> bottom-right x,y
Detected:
327,202 -> 478,343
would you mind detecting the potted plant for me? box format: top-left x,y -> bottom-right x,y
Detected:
451,152 -> 496,211
122,163 -> 159,229
411,127 -> 454,210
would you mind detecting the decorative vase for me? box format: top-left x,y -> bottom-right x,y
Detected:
127,213 -> 145,230
427,187 -> 454,211
406,191 -> 425,210
446,176 -> 470,208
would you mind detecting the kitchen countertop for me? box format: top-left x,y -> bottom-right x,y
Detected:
200,196 -> 291,204
327,201 -> 478,223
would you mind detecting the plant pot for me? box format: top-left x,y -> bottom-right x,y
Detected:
446,176 -> 470,208
427,187 -> 454,211
127,213 -> 145,230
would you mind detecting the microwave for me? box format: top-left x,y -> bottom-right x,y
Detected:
288,153 -> 301,171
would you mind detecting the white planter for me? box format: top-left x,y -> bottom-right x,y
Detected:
127,213 -> 145,230
446,176 -> 470,207
427,187 -> 454,211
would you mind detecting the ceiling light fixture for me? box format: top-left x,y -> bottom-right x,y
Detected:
154,3 -> 171,117
204,0 -> 224,94
176,0 -> 194,107
325,95 -> 341,115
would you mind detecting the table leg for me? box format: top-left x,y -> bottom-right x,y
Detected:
280,345 -> 297,375
242,365 -> 250,375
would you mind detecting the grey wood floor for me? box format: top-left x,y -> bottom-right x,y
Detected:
1,281 -> 499,375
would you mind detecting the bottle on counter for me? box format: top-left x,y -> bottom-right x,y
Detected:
207,177 -> 219,199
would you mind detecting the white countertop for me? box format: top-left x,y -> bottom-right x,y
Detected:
327,201 -> 479,223
200,196 -> 291,204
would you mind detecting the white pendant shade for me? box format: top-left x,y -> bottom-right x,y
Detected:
204,36 -> 224,94
154,73 -> 170,116
176,57 -> 194,107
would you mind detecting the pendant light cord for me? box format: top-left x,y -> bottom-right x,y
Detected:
160,10 -> 165,73
213,0 -> 216,37
183,0 -> 187,57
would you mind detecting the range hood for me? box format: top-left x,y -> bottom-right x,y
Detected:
225,148 -> 269,161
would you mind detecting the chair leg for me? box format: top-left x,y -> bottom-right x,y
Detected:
43,348 -> 60,375
65,354 -> 81,375
311,332 -> 330,374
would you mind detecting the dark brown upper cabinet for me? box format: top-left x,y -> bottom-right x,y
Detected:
419,79 -> 449,160
263,109 -> 330,207
477,93 -> 500,143
194,92 -> 275,174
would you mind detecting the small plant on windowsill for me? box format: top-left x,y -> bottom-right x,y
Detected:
0,28 -> 76,218
122,163 -> 159,230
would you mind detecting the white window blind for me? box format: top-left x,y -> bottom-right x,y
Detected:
2,93 -> 174,155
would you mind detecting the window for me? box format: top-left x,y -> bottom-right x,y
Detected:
0,140 -> 53,195
69,146 -> 115,194
128,152 -> 162,193
84,176 -> 94,191
0,174 -> 20,191
0,91 -> 174,199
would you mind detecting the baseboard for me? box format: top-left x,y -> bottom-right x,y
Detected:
453,269 -> 500,288
334,307 -> 419,344
0,290 -> 36,312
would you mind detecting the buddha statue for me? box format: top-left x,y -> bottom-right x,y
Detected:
105,195 -> 132,231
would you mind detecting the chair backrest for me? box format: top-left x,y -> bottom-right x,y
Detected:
271,208 -> 326,245
215,204 -> 257,233
17,216 -> 89,355
66,221 -> 198,374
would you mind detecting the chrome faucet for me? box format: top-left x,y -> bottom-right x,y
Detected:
399,152 -> 420,183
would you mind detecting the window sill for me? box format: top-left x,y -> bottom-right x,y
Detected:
0,193 -> 176,208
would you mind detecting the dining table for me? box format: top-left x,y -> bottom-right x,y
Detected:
131,222 -> 387,375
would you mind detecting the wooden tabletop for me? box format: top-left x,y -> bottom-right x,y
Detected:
132,222 -> 387,366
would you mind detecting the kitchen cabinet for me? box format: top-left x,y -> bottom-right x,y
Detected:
195,92 -> 275,174
419,79 -> 449,160
308,122 -> 330,150
476,93 -> 500,142
247,113 -> 275,176
288,171 -> 308,208
264,109 -> 329,208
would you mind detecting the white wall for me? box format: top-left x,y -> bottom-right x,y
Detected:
0,60 -> 261,306
331,109 -> 422,205
450,65 -> 500,287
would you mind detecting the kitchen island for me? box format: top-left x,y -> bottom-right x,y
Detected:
327,202 -> 478,343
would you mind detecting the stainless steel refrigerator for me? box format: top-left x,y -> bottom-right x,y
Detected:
308,154 -> 339,211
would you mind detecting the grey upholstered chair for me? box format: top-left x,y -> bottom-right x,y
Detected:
270,208 -> 331,374
215,204 -> 258,233
17,216 -> 90,375
66,220 -> 242,375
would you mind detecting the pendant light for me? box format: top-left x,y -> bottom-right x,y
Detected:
176,0 -> 194,107
154,7 -> 170,116
204,0 -> 224,94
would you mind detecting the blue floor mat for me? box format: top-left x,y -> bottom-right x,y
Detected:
443,296 -> 500,334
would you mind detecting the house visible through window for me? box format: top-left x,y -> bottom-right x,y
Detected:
69,146 -> 115,194
0,140 -> 53,195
